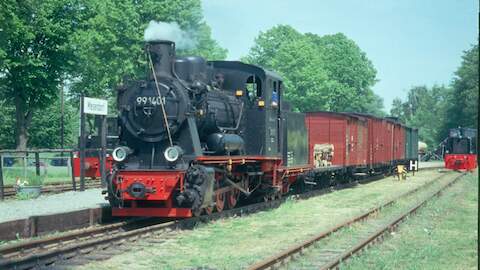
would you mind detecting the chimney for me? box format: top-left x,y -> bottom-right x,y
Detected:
146,40 -> 175,78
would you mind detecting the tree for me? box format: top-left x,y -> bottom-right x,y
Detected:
0,0 -> 79,150
392,44 -> 479,150
309,33 -> 381,114
270,38 -> 331,112
390,98 -> 405,120
0,101 -> 16,149
67,0 -> 227,100
390,85 -> 450,149
362,92 -> 385,117
441,44 -> 478,132
244,25 -> 384,115
0,97 -> 76,149
28,97 -> 77,148
0,0 -> 227,149
243,25 -> 302,69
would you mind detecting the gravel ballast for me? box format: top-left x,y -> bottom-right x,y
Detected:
0,188 -> 107,223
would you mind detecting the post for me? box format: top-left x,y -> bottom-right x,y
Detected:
23,154 -> 27,182
0,154 -> 4,201
80,95 -> 86,191
409,160 -> 418,176
70,151 -> 76,191
35,151 -> 40,176
99,115 -> 107,188
60,83 -> 65,160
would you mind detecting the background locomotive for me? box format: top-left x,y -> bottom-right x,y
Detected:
443,127 -> 477,171
105,40 -> 419,218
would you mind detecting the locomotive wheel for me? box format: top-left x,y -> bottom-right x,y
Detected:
204,206 -> 213,215
192,208 -> 203,217
215,191 -> 225,212
226,189 -> 239,209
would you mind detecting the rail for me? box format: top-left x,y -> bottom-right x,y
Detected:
0,167 -> 444,269
246,171 -> 464,270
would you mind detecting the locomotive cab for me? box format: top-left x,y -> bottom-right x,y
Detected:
210,61 -> 285,157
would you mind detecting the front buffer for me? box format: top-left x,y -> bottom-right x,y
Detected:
444,154 -> 477,171
109,170 -> 192,218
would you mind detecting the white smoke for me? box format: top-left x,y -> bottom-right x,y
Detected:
143,21 -> 196,50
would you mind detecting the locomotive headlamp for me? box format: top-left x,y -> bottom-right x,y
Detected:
112,146 -> 132,162
164,146 -> 183,162
235,90 -> 243,97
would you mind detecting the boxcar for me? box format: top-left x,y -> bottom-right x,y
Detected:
405,127 -> 419,164
305,112 -> 368,170
351,114 -> 393,170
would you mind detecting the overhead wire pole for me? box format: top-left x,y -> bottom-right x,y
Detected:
0,154 -> 3,200
60,81 -> 65,160
99,115 -> 107,188
79,93 -> 86,191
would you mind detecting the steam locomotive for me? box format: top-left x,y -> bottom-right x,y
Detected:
106,40 -> 418,218
443,127 -> 477,171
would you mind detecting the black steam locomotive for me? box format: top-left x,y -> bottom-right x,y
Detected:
108,40 -> 294,217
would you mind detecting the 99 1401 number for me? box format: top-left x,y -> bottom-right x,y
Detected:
136,96 -> 165,106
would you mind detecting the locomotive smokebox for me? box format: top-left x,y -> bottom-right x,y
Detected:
146,40 -> 175,78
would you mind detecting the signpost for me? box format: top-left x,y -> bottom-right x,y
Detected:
83,97 -> 108,116
79,96 -> 108,191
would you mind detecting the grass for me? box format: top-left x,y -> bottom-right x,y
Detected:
75,169 -> 454,270
2,165 -> 72,185
341,171 -> 478,270
286,170 -> 472,269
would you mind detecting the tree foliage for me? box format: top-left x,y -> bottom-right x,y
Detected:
0,0 -> 79,149
0,98 -> 76,149
390,44 -> 478,149
244,25 -> 384,114
0,0 -> 226,149
67,0 -> 227,99
390,85 -> 450,149
441,44 -> 478,131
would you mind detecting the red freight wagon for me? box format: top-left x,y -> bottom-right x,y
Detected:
73,154 -> 113,179
305,112 -> 368,169
354,114 -> 394,167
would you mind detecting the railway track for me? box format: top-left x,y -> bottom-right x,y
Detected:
247,171 -> 465,270
2,181 -> 101,198
0,171 -> 400,269
0,168 -> 443,269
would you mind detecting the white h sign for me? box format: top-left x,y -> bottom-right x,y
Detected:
83,97 -> 108,115
409,160 -> 418,171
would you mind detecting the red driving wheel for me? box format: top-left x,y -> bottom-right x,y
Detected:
226,188 -> 239,209
215,181 -> 225,212
204,206 -> 213,215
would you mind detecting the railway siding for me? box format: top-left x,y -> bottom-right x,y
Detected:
75,169 -> 451,270
341,171 -> 478,270
273,171 -> 467,269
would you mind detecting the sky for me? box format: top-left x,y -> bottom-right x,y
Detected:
201,0 -> 478,112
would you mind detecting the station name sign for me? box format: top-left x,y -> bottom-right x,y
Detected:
83,97 -> 108,115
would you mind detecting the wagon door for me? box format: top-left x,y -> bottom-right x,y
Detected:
348,119 -> 358,166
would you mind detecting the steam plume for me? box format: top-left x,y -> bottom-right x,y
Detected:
144,21 -> 196,50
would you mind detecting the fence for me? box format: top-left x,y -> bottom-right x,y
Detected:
0,148 -> 104,200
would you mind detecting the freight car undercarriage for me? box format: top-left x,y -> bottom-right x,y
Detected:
108,156 -> 416,218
